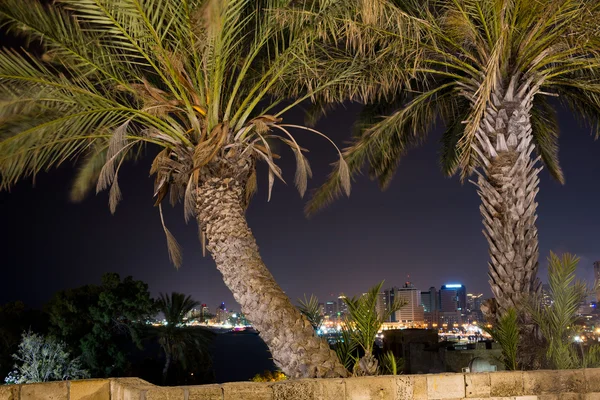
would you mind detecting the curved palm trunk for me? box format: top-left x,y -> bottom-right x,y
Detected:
196,174 -> 347,378
473,76 -> 543,367
162,351 -> 171,383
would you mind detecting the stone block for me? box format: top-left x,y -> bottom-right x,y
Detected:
314,378 -> 345,400
70,379 -> 110,400
465,374 -> 491,398
110,378 -> 154,400
585,394 -> 600,400
558,371 -> 586,394
145,387 -> 185,400
0,385 -> 18,400
558,394 -> 583,400
427,373 -> 466,399
516,396 -> 538,400
187,384 -> 223,400
490,372 -> 524,397
524,371 -> 561,394
20,382 -> 68,400
273,379 -> 316,400
344,376 -> 396,400
539,395 -> 559,400
585,370 -> 600,393
222,382 -> 272,400
396,375 -> 414,400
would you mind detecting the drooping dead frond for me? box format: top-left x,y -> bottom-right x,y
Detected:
159,203 -> 183,268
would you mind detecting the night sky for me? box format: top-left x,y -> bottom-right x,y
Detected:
1,99 -> 599,312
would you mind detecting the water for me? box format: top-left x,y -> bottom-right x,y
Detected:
211,331 -> 277,383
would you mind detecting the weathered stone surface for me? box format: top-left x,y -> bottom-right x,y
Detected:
187,384 -> 223,400
0,385 -> 18,400
585,394 -> 600,400
524,371 -> 561,394
344,376 -> 395,400
273,379 -> 315,400
427,373 -> 466,399
396,375 -> 414,400
222,382 -> 272,400
70,379 -> 110,400
559,371 -> 585,394
465,374 -> 491,398
110,378 -> 154,400
490,372 -> 524,397
314,378 -> 344,400
145,387 -> 185,400
413,375 -> 429,400
20,382 -> 68,400
558,394 -> 583,400
539,395 -> 559,400
585,370 -> 600,393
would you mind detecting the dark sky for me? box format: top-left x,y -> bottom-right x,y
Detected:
1,100 -> 599,312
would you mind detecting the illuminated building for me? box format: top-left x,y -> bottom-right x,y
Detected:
338,295 -> 349,316
384,287 -> 399,322
216,302 -> 228,324
439,284 -> 467,313
376,292 -> 386,319
394,282 -> 425,324
421,287 -> 439,326
324,301 -> 337,319
595,261 -> 600,303
466,293 -> 484,323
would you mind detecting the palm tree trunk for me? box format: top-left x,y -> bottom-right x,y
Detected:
473,76 -> 543,367
196,175 -> 347,378
162,352 -> 171,383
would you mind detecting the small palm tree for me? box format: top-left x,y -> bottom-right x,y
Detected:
527,252 -> 600,369
155,292 -> 208,383
0,0 -> 359,377
297,295 -> 323,331
343,282 -> 405,376
306,0 -> 600,332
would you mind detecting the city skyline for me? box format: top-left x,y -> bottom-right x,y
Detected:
2,104 -> 600,310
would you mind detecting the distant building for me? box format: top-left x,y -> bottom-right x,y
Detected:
594,262 -> 600,303
376,292 -> 386,319
384,287 -> 399,322
421,287 -> 438,313
324,301 -> 337,319
394,282 -> 425,324
439,284 -> 467,313
338,295 -> 349,317
466,293 -> 484,323
216,302 -> 228,324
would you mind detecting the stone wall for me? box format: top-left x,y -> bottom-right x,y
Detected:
2,369 -> 600,400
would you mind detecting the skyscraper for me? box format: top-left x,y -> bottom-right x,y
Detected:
421,287 -> 438,312
394,282 -> 425,324
324,301 -> 337,319
439,284 -> 467,312
384,287 -> 399,322
594,261 -> 600,303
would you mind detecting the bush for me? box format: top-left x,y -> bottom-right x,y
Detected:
5,331 -> 89,384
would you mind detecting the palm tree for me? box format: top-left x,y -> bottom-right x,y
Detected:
155,292 -> 207,383
306,0 -> 600,326
343,282 -> 404,376
0,0 -> 358,377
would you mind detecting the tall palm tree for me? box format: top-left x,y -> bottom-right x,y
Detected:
155,292 -> 205,382
0,0 -> 359,377
306,0 -> 600,326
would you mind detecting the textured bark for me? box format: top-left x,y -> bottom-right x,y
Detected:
472,76 -> 543,367
196,156 -> 347,378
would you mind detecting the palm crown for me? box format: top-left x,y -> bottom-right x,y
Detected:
307,0 -> 600,211
0,0 -> 356,265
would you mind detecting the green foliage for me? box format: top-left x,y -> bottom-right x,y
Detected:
343,281 -> 405,358
5,331 -> 89,384
297,294 -> 323,331
379,350 -> 403,376
484,308 -> 519,371
334,324 -> 359,372
0,302 -> 48,382
251,370 -> 287,382
527,252 -> 600,369
46,273 -> 154,377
